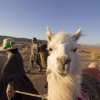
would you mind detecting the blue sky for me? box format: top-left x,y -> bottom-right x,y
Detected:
0,0 -> 100,44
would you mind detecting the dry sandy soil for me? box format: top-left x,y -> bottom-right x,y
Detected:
0,36 -> 100,95
25,45 -> 100,95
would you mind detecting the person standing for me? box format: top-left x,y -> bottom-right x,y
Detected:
0,38 -> 41,100
27,37 -> 43,73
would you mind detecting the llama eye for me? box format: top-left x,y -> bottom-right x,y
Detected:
49,48 -> 53,52
73,48 -> 77,52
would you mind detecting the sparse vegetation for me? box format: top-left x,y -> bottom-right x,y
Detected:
91,51 -> 100,60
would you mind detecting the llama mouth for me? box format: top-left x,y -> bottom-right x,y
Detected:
67,62 -> 71,72
64,62 -> 71,75
65,58 -> 71,71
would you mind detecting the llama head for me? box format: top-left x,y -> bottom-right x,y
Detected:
46,27 -> 82,75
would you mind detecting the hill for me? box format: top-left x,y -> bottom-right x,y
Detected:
0,35 -> 47,48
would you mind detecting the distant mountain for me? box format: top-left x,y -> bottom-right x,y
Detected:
93,43 -> 100,47
0,35 -> 47,47
79,43 -> 100,48
1,35 -> 100,48
0,35 -> 31,43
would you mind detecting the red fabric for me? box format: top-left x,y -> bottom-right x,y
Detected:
78,97 -> 82,100
82,68 -> 100,80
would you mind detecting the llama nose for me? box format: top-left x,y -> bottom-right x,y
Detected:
65,58 -> 71,64
57,56 -> 71,65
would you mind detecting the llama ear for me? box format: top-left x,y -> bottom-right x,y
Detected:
46,27 -> 52,41
72,28 -> 82,41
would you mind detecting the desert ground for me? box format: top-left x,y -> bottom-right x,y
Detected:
26,44 -> 100,94
0,36 -> 100,95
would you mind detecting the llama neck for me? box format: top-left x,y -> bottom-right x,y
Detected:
65,74 -> 81,99
48,73 -> 81,100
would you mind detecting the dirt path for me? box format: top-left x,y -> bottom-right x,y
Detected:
26,67 -> 47,94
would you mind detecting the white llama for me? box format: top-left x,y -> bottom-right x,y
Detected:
46,27 -> 82,100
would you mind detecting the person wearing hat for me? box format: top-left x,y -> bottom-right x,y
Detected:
27,37 -> 43,73
0,38 -> 41,100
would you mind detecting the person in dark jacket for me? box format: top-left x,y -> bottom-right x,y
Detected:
0,38 -> 41,100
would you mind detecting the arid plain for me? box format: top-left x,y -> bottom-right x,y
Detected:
0,36 -> 100,94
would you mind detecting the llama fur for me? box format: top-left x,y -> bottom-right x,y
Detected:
46,28 -> 82,100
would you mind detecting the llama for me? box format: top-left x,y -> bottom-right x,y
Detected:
46,27 -> 82,100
